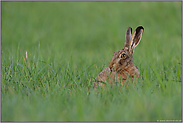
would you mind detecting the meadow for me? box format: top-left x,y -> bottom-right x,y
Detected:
1,1 -> 182,122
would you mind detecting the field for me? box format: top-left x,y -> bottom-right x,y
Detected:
1,1 -> 182,122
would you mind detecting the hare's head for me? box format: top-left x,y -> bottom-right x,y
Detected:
109,26 -> 144,72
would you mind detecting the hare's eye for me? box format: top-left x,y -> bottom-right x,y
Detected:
120,53 -> 126,58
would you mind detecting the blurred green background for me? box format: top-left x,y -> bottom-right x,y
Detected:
1,1 -> 182,122
2,1 -> 181,64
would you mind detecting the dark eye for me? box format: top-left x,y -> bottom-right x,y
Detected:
120,53 -> 126,58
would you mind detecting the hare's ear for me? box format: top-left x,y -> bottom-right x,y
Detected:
129,26 -> 144,54
124,27 -> 132,48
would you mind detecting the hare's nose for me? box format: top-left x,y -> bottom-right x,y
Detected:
109,64 -> 115,72
109,62 -> 113,70
109,65 -> 113,72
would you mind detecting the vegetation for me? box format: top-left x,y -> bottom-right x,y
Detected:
1,1 -> 182,122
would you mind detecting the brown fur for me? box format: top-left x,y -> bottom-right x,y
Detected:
94,26 -> 144,88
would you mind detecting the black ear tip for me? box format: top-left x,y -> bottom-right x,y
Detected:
137,26 -> 144,30
135,26 -> 144,33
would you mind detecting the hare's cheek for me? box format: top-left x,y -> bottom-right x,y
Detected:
119,59 -> 125,65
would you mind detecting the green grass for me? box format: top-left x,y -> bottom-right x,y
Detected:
1,1 -> 182,122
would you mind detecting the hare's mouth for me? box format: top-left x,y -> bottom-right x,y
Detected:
110,65 -> 122,73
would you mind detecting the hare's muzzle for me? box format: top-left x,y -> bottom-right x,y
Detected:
109,63 -> 113,72
109,64 -> 117,72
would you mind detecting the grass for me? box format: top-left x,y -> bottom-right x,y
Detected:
1,1 -> 182,122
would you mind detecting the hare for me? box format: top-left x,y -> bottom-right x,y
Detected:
94,26 -> 144,87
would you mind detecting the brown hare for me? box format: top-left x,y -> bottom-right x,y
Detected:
94,26 -> 144,87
